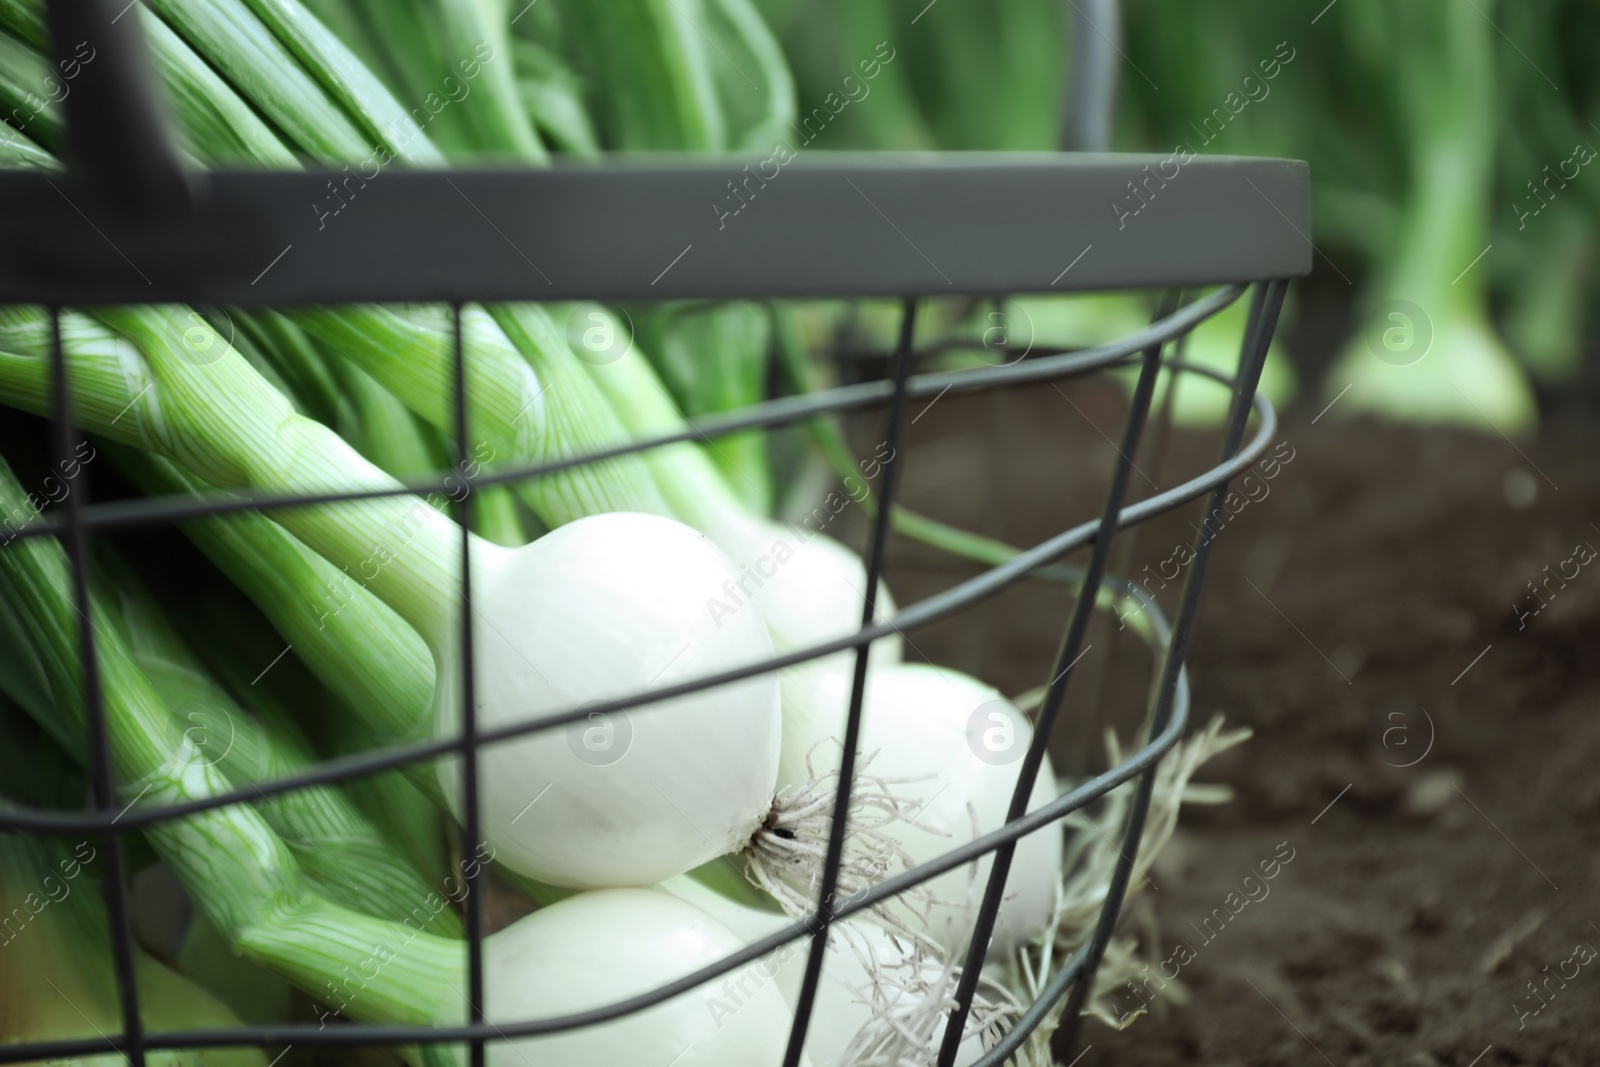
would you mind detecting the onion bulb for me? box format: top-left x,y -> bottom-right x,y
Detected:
712,519 -> 907,786
776,662 -> 1062,955
660,877 -> 996,1067
486,888 -> 798,1066
707,518 -> 902,661
436,513 -> 781,888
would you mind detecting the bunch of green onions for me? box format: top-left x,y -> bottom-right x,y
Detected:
0,1 -> 1234,1063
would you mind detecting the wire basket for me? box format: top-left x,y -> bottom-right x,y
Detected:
0,8 -> 1309,1065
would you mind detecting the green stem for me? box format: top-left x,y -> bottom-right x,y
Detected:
101,559 -> 461,937
0,26 -> 62,150
239,0 -> 448,165
0,456 -> 466,1031
636,302 -> 773,514
294,302 -> 674,527
558,0 -> 726,150
547,303 -> 743,520
115,306 -> 465,644
143,0 -> 401,164
511,38 -> 603,157
0,116 -> 54,170
111,446 -> 437,753
235,312 -> 520,548
0,831 -> 269,1065
0,0 -> 297,166
2,13 -> 675,542
0,304 -> 466,645
707,0 -> 796,151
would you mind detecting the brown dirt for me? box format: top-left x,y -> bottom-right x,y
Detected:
873,378 -> 1600,1067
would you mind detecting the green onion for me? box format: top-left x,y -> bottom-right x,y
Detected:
142,0 -> 403,165
0,116 -> 52,169
0,303 -> 786,889
510,38 -> 601,158
236,0 -> 450,165
1325,0 -> 1537,430
291,302 -> 673,526
0,0 -> 301,167
0,26 -> 61,150
634,301 -> 774,514
1,454 -> 804,1063
336,0 -> 546,161
556,0 -> 726,150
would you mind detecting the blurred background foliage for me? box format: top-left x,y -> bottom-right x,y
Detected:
756,0 -> 1600,433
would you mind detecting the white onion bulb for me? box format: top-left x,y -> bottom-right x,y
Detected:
660,878 -> 988,1067
486,888 -> 798,1066
776,662 -> 1062,955
436,513 -> 781,888
702,516 -> 902,659
712,518 -> 907,782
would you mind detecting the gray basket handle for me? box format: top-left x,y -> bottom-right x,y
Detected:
46,0 -> 193,217
1061,0 -> 1122,151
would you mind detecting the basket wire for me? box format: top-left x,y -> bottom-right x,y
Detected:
0,274 -> 1288,1067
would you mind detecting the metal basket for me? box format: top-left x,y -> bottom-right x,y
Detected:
0,6 -> 1310,1065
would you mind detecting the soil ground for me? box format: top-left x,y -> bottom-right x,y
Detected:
876,378 -> 1600,1067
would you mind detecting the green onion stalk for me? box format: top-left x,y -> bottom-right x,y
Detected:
758,0 -> 935,150
627,299 -> 776,516
143,0 -> 449,168
553,0 -> 723,149
321,0 -> 544,161
0,827 -> 269,1065
552,0 -> 792,509
109,447 -> 543,898
508,35 -> 603,157
162,589 -> 452,1018
0,111 -> 53,169
350,0 -> 793,513
0,0 -> 300,168
110,447 -> 438,765
0,0 -> 671,532
99,555 -> 461,938
0,708 -> 270,1063
139,0 -> 674,525
890,0 -> 1063,151
0,462 -> 464,1036
181,588 -> 451,895
1502,203 -> 1592,384
238,310 -> 531,546
0,300 -> 479,640
1324,1 -> 1535,429
1491,3 -> 1595,387
318,353 -> 531,548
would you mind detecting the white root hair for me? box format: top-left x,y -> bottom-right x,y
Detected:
743,745 -> 1041,1065
744,745 -> 942,943
989,713 -> 1250,1061
741,716 -> 1244,1063
831,921 -> 1037,1067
